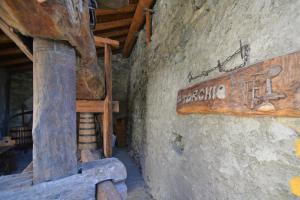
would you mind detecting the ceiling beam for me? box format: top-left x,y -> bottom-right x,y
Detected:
0,57 -> 31,67
0,19 -> 33,61
0,34 -> 13,44
95,18 -> 132,31
122,0 -> 154,58
96,4 -> 137,16
96,29 -> 129,38
8,64 -> 32,73
0,47 -> 22,56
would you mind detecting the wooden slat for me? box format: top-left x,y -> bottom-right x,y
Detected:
94,36 -> 120,48
103,44 -> 113,158
8,64 -> 32,73
76,100 -> 119,113
95,18 -> 132,32
0,57 -> 30,67
0,19 -> 33,61
177,51 -> 300,117
0,35 -> 13,44
0,47 -> 22,56
123,0 -> 154,57
96,4 -> 137,16
96,29 -> 129,38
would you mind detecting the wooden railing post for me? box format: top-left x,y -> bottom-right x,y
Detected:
103,44 -> 113,158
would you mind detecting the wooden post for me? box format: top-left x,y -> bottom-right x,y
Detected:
32,38 -> 77,184
103,44 -> 113,158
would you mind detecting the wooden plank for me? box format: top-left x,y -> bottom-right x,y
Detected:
96,4 -> 137,16
0,48 -> 22,56
0,57 -> 31,67
103,44 -> 113,158
96,29 -> 129,38
177,51 -> 300,117
94,36 -> 120,48
0,19 -> 33,61
95,18 -> 132,31
76,100 -> 119,113
122,0 -> 154,57
0,35 -> 13,44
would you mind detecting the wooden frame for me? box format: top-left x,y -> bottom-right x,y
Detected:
76,100 -> 119,113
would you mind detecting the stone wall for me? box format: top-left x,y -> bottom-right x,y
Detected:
128,0 -> 300,199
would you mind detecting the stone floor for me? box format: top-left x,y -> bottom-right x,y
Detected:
114,148 -> 153,200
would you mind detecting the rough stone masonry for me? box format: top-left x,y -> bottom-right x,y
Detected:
127,0 -> 300,199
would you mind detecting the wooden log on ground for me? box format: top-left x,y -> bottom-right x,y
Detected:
97,181 -> 122,200
32,38 -> 77,184
177,51 -> 300,117
0,158 -> 127,200
103,44 -> 113,158
122,0 -> 154,57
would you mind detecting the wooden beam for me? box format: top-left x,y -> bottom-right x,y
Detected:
96,29 -> 129,38
8,64 -> 32,73
0,19 -> 33,61
96,4 -> 137,16
94,36 -> 120,48
0,35 -> 13,44
122,0 -> 154,57
0,57 -> 30,67
95,18 -> 132,31
0,48 -> 22,56
103,44 -> 113,158
76,100 -> 119,113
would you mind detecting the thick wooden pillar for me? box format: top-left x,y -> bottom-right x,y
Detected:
32,38 -> 77,184
103,44 -> 113,158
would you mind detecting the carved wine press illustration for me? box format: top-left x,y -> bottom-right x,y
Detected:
245,65 -> 286,111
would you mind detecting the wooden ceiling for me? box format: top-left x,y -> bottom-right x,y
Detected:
0,0 -> 138,70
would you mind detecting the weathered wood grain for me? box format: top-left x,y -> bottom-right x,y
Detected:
177,51 -> 300,117
0,158 -> 127,200
103,44 -> 113,158
33,38 -> 77,184
76,100 -> 119,113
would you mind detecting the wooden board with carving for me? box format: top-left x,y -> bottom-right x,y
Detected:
177,51 -> 300,117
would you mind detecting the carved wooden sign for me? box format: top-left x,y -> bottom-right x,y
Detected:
177,51 -> 300,117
